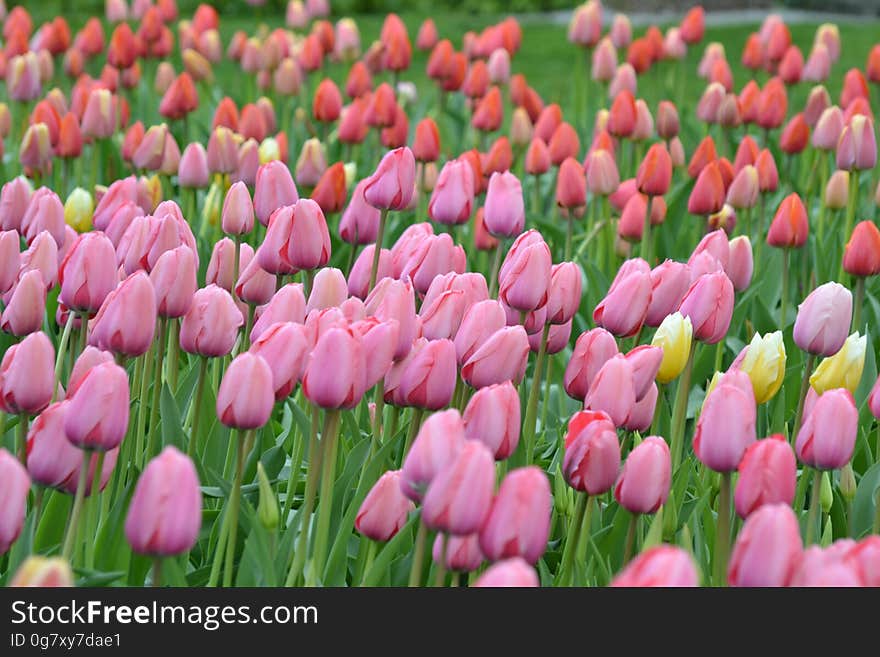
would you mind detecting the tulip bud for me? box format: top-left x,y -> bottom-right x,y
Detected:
843,220 -> 880,277
593,266 -> 652,338
125,447 -> 202,556
59,231 -> 117,313
364,147 -> 416,211
793,282 -> 852,356
0,449 -> 30,554
837,115 -> 877,171
356,470 -> 415,541
839,463 -> 857,503
401,410 -> 465,502
728,503 -> 802,586
694,376 -> 757,472
734,435 -> 796,518
463,381 -> 521,461
9,556 -> 74,587
217,353 -> 274,429
614,436 -> 670,514
179,285 -> 244,357
563,410 -> 620,495
730,331 -> 786,404
767,193 -> 808,248
423,441 -> 495,535
302,327 -> 367,410
810,332 -> 866,394
480,466 -> 551,565
678,271 -> 734,345
795,388 -> 857,470
484,171 -> 525,238
461,326 -> 529,389
0,331 -> 54,415
1,270 -> 46,337
610,545 -> 699,587
64,361 -> 129,451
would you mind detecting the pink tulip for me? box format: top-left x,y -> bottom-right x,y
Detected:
255,206 -> 298,275
64,361 -> 129,451
400,409 -> 466,502
0,331 -> 54,415
254,161 -> 299,227
349,318 -> 399,390
0,231 -> 21,295
249,322 -> 309,401
610,546 -> 699,587
462,326 -> 529,389
88,272 -> 156,357
221,181 -> 254,236
428,159 -> 474,226
125,447 -> 202,556
235,256 -> 276,306
433,533 -> 484,572
386,338 -> 456,410
364,277 -> 418,361
693,378 -> 757,472
483,171 -> 525,238
418,289 -> 467,341
303,326 -> 367,410
149,245 -> 197,319
422,272 -> 489,315
0,449 -> 30,554
0,178 -> 33,233
625,346 -> 663,401
454,299 -> 507,366
67,346 -> 114,398
845,537 -> 880,586
1,270 -> 46,337
179,285 -> 244,357
364,146 -> 416,211
498,238 -> 552,313
463,381 -> 521,461
728,503 -> 802,586
348,246 -> 392,299
735,435 -> 796,518
593,266 -> 652,337
339,180 -> 380,245
584,352 -> 636,428
21,188 -> 65,248
399,233 -> 466,295
423,441 -> 495,535
795,388 -> 857,470
58,232 -> 117,314
19,231 -> 58,290
789,545 -> 863,587
355,470 -> 415,542
614,436 -> 670,514
287,199 -> 331,271
563,410 -> 620,495
836,115 -> 877,171
645,260 -> 690,326
678,271 -> 734,344
727,236 -> 753,291
390,223 -> 434,278
545,262 -> 582,325
564,328 -> 619,402
216,353 -> 274,429
472,557 -> 539,587
206,238 -> 251,292
792,282 -> 852,356
178,142 -> 210,189
479,466 -> 551,565
622,382 -> 658,432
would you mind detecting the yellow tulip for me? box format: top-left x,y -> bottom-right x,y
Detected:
810,332 -> 866,394
63,187 -> 94,232
343,162 -> 357,189
9,556 -> 73,587
738,331 -> 786,404
651,312 -> 693,383
258,137 -> 281,164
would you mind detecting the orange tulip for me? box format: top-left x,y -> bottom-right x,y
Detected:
159,72 -> 198,121
867,45 -> 880,84
57,112 -> 83,158
525,138 -> 551,176
108,23 -> 138,70
688,161 -> 725,215
548,122 -> 580,167
767,193 -> 808,248
840,68 -> 869,109
636,143 -> 672,196
687,135 -> 718,179
738,79 -> 761,125
472,86 -> 503,133
680,6 -> 705,45
413,118 -> 440,163
779,113 -> 810,154
313,78 -> 342,123
345,61 -> 372,99
365,82 -> 397,128
607,90 -> 637,138
843,221 -> 880,277
311,162 -> 347,214
741,33 -> 764,71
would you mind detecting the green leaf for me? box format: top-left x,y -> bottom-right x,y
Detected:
361,512 -> 418,587
852,461 -> 880,538
160,383 -> 185,451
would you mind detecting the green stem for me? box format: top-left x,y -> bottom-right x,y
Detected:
166,319 -> 180,393
853,276 -> 865,333
308,409 -> 342,586
558,492 -> 588,586
402,408 -> 425,461
84,451 -> 106,569
622,513 -> 638,565
780,248 -> 790,329
487,240 -> 505,298
369,209 -> 389,292
838,169 -> 860,282
433,533 -> 448,587
134,339 -> 156,470
565,216 -> 573,262
358,540 -> 377,586
282,412 -> 306,526
285,405 -> 323,586
641,195 -> 653,265
52,311 -> 77,402
146,318 -> 168,462
522,323 -> 551,465
232,235 -> 242,303
407,519 -> 429,587
669,342 -> 697,473
187,357 -> 209,460
805,469 -> 823,545
152,558 -> 163,587
791,353 -> 816,444
15,415 -> 28,466
223,429 -> 255,587
61,450 -> 92,561
713,472 -> 731,586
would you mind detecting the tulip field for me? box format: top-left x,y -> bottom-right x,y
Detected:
3,0 -> 880,589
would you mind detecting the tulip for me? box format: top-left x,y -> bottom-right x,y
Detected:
688,161 -> 726,216
19,231 -> 58,290
63,361 -> 129,451
125,447 -> 201,557
767,193 -> 808,248
364,277 -> 418,361
0,449 -> 29,554
453,299 -> 507,366
824,170 -> 849,211
796,388 -> 857,473
734,436 -> 796,518
810,332 -> 866,395
483,172 -> 525,238
355,470 -> 415,542
844,220 -> 880,278
564,328 -> 619,401
793,282 -> 852,356
563,410 -> 620,495
428,159 -> 474,226
726,236 -> 753,292
422,441 -> 495,535
364,147 -> 416,211
678,271 -> 734,345
294,138 -> 327,188
58,232 -> 117,313
81,88 -> 115,139
8,556 -> 74,587
399,233 -> 465,296
216,353 -> 274,430
592,267 -> 652,338
0,178 -> 32,233
463,381 -> 521,461
694,377 -> 757,473
584,355 -> 636,427
63,188 -> 94,233
339,180 -> 381,245
479,466 -> 551,565
179,285 -> 244,357
386,338 -> 456,410
614,436 -> 670,516
400,409 -> 465,502
432,533 -> 483,573
254,161 -> 299,227
584,149 -> 620,197
306,268 -> 348,313
556,157 -> 587,210
461,326 -> 529,389
302,327 -> 367,410
568,1 -> 602,48
730,331 -> 786,404
220,181 -> 254,237
249,322 -> 309,401
498,237 -> 551,313
836,115 -> 876,171
89,272 -> 157,358
789,544 -> 863,587
636,143 -> 673,197
728,503 -> 802,586
472,557 -> 539,587
610,546 -> 700,587
1,270 -> 45,337
21,188 -> 65,248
